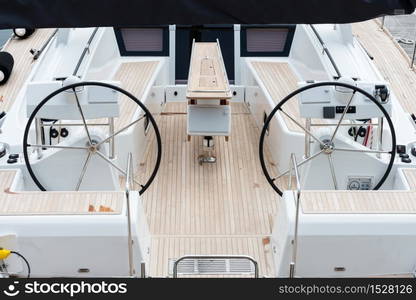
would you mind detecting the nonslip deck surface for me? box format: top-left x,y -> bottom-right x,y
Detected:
139,102 -> 278,236
150,236 -> 273,278
113,61 -> 159,131
138,102 -> 279,277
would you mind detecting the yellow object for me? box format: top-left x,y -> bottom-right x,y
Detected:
0,249 -> 11,259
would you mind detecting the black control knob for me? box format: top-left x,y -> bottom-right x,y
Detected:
50,128 -> 59,138
357,127 -> 367,137
13,28 -> 35,39
60,128 -> 69,138
375,85 -> 389,103
7,158 -> 17,164
348,127 -> 356,137
402,157 -> 412,164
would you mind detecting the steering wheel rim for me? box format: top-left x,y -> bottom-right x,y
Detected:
259,81 -> 397,196
23,81 -> 162,195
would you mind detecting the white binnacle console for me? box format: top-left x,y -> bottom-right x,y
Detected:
26,77 -> 121,120
298,78 -> 391,120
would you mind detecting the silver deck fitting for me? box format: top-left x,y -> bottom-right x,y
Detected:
199,136 -> 216,165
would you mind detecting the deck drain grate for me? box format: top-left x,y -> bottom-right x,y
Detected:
168,258 -> 255,276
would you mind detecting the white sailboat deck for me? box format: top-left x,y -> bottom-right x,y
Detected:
1,19 -> 416,277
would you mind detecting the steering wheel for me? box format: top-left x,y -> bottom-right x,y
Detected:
259,81 -> 396,196
23,81 -> 162,195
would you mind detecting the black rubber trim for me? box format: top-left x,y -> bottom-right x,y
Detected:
13,28 -> 35,39
0,0 -> 413,29
23,81 -> 162,195
259,81 -> 397,197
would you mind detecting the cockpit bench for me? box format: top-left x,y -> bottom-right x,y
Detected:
300,168 -> 416,214
0,170 -> 123,215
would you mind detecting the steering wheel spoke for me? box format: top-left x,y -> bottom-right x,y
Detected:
75,152 -> 92,191
27,144 -> 89,151
272,150 -> 324,182
334,147 -> 391,155
72,88 -> 93,146
96,114 -> 147,148
279,108 -> 326,148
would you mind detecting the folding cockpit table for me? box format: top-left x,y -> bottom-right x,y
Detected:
186,40 -> 232,142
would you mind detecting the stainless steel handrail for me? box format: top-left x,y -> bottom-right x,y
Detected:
380,16 -> 386,30
73,27 -> 99,76
30,28 -> 59,60
379,15 -> 416,70
125,153 -> 135,276
288,153 -> 301,278
310,25 -> 342,78
173,255 -> 259,278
